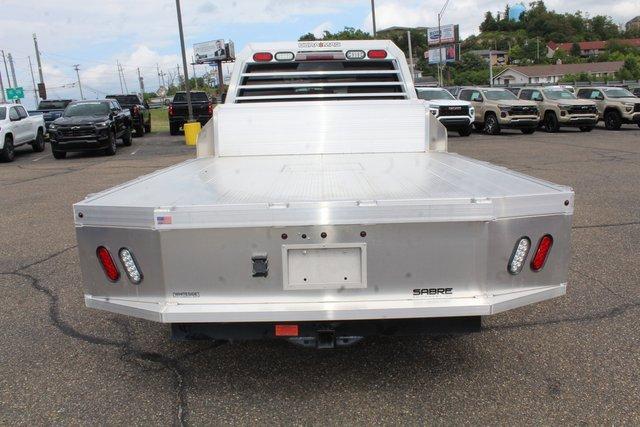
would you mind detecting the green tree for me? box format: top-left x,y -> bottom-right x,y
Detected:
298,27 -> 372,41
570,43 -> 581,57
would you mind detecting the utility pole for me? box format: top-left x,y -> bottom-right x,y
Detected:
489,49 -> 494,87
33,33 -> 45,84
8,53 -> 18,87
175,0 -> 193,121
407,31 -> 414,80
0,68 -> 5,103
137,67 -> 145,94
117,61 -> 124,93
120,63 -> 129,93
156,63 -> 164,87
437,0 -> 451,86
2,51 -> 11,89
371,0 -> 377,37
73,64 -> 84,100
28,56 -> 39,106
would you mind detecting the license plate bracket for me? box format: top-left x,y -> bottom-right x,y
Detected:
282,243 -> 367,290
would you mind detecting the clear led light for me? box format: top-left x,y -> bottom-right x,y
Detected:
118,248 -> 143,284
508,237 -> 531,275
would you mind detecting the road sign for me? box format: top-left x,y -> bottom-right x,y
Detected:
6,87 -> 25,100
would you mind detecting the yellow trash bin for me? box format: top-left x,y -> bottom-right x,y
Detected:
183,121 -> 201,146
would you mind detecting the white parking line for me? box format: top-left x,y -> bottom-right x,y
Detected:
130,149 -> 139,155
32,154 -> 50,162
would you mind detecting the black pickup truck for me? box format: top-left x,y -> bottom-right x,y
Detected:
48,99 -> 132,159
168,91 -> 214,135
106,94 -> 151,137
28,99 -> 73,135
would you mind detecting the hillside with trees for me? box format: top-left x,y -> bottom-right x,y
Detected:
299,1 -> 640,85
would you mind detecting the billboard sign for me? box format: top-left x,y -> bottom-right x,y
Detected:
427,45 -> 457,64
427,25 -> 457,45
194,39 -> 227,63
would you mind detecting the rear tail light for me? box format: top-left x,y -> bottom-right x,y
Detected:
508,237 -> 531,275
96,246 -> 120,282
531,235 -> 553,272
118,248 -> 143,284
274,51 -> 294,61
253,52 -> 273,62
133,105 -> 140,115
168,105 -> 174,116
367,49 -> 387,59
207,102 -> 213,115
346,50 -> 366,60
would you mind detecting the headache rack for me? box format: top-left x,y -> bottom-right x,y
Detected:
235,59 -> 408,103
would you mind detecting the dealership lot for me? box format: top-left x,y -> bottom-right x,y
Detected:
1,127 -> 639,424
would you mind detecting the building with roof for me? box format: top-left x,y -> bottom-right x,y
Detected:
492,61 -> 624,85
546,39 -> 640,58
627,17 -> 640,32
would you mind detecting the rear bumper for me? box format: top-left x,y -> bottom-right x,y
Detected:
85,284 -> 566,323
169,116 -> 211,127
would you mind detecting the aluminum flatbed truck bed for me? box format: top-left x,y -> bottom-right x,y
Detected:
74,41 -> 573,347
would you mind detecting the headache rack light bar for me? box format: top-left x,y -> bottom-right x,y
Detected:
295,51 -> 345,61
235,93 -> 406,101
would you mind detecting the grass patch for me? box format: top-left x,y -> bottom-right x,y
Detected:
150,107 -> 169,133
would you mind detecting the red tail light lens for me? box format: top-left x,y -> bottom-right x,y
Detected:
133,105 -> 140,115
168,105 -> 174,116
531,235 -> 553,271
253,52 -> 273,62
207,102 -> 213,115
367,49 -> 387,59
97,246 -> 120,282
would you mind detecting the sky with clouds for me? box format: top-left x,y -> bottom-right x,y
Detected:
1,0 -> 639,108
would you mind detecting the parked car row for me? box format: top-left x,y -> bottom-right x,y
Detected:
1,98 -> 137,162
418,85 -> 640,136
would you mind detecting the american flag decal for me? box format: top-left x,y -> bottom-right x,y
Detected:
156,215 -> 172,225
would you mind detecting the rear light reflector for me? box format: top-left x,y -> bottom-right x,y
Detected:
133,105 -> 140,115
531,235 -> 553,272
118,248 -> 143,284
253,52 -> 273,62
508,237 -> 531,275
97,246 -> 120,282
274,51 -> 294,61
275,324 -> 299,337
367,49 -> 387,59
168,105 -> 174,116
207,102 -> 213,115
346,50 -> 366,60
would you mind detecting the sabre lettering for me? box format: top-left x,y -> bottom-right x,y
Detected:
413,288 -> 453,296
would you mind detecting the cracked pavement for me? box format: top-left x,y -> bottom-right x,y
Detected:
1,126 -> 639,424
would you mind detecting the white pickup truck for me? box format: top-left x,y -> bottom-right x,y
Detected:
0,103 -> 46,162
74,41 -> 573,348
415,86 -> 474,136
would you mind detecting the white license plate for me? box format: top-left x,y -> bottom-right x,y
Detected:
282,243 -> 367,290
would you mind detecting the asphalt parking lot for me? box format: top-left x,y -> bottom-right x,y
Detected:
1,125 -> 639,425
